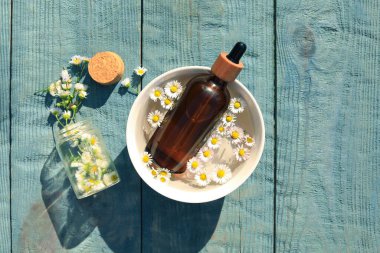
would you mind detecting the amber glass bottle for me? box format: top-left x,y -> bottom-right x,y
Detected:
146,42 -> 246,173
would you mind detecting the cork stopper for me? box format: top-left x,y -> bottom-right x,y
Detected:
88,51 -> 125,85
211,42 -> 246,82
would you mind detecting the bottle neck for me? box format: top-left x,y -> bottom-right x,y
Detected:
210,75 -> 228,88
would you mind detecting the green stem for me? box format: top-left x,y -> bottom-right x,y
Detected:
77,64 -> 86,83
55,115 -> 65,127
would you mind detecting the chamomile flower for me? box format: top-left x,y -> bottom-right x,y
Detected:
78,90 -> 88,99
198,146 -> 214,162
194,170 -> 211,187
81,133 -> 91,142
62,110 -> 71,120
74,83 -> 88,91
158,175 -> 170,184
61,82 -> 72,90
147,110 -> 164,128
81,151 -> 92,164
134,66 -> 147,76
234,145 -> 250,161
81,56 -> 90,62
61,69 -> 71,82
222,112 -> 236,126
121,77 -> 131,88
141,151 -> 153,167
59,90 -> 71,98
48,82 -> 59,96
49,107 -> 62,116
160,96 -> 174,110
158,168 -> 171,180
211,164 -> 232,184
164,80 -> 183,98
89,164 -> 102,177
207,134 -> 221,149
228,126 -> 244,145
91,180 -> 106,191
150,87 -> 164,101
150,168 -> 159,178
244,134 -> 255,147
186,157 -> 203,173
216,123 -> 228,136
229,98 -> 245,114
96,159 -> 109,169
103,171 -> 120,186
69,55 -> 83,65
88,135 -> 98,146
75,170 -> 86,182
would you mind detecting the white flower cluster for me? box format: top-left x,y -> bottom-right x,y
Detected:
143,81 -> 256,188
141,152 -> 171,184
65,129 -> 120,196
146,80 -> 183,128
45,55 -> 90,125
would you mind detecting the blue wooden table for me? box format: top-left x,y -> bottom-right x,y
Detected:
1,0 -> 379,252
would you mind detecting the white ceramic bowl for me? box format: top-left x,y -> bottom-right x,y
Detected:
126,66 -> 265,203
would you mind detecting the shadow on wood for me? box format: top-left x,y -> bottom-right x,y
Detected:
40,146 -> 141,252
82,75 -> 116,108
142,184 -> 225,253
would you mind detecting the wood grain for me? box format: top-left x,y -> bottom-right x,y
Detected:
142,0 -> 274,252
0,0 -> 11,252
276,0 -> 380,252
10,0 -> 141,252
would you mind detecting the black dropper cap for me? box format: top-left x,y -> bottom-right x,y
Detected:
226,42 -> 247,64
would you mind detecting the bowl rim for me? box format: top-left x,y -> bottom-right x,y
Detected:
126,66 -> 265,203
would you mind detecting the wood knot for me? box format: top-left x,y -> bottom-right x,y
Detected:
293,25 -> 316,58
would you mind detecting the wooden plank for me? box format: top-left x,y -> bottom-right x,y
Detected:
276,0 -> 380,252
0,0 -> 11,251
142,0 -> 274,252
10,0 -> 141,252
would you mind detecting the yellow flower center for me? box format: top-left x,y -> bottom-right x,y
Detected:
84,185 -> 91,192
137,69 -> 145,75
200,173 -> 207,181
90,137 -> 97,145
152,115 -> 160,122
191,161 -> 199,168
226,115 -> 233,122
160,177 -> 167,183
218,126 -> 225,132
170,86 -> 178,93
151,170 -> 157,176
164,98 -> 171,105
73,58 -> 81,64
217,169 -> 225,178
234,101 -> 241,109
160,171 -> 168,177
247,137 -> 253,143
211,138 -> 218,145
231,131 -> 239,139
142,155 -> 150,163
89,178 -> 96,184
154,90 -> 161,97
111,175 -> 119,182
203,150 -> 211,157
91,166 -> 98,173
239,149 -> 245,156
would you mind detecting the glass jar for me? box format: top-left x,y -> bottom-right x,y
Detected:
55,120 -> 120,199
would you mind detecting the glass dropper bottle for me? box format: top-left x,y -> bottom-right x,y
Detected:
146,42 -> 247,173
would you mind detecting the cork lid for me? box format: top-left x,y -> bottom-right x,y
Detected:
211,42 -> 246,82
88,51 -> 125,85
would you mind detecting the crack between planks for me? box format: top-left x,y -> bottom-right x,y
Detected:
8,0 -> 14,252
273,0 -> 278,252
140,1 -> 144,253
